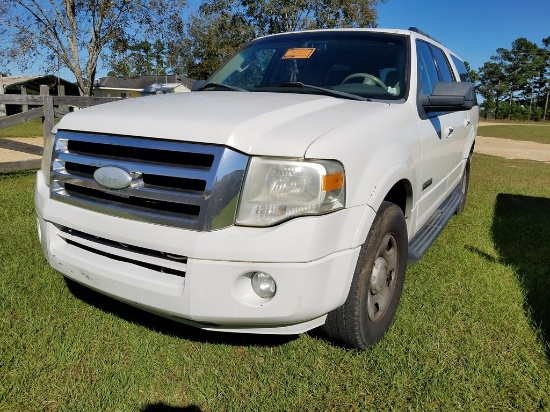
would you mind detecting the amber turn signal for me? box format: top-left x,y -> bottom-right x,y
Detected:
322,172 -> 345,191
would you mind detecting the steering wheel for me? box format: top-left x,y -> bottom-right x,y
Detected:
341,73 -> 387,89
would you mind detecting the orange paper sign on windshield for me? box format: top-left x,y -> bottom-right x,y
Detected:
282,48 -> 316,59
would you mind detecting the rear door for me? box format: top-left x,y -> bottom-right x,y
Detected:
447,54 -> 477,185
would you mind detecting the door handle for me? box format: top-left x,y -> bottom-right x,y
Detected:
464,118 -> 471,129
444,126 -> 454,138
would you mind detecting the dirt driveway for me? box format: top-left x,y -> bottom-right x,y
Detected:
0,137 -> 43,172
475,136 -> 550,163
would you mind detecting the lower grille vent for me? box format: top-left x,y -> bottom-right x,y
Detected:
60,227 -> 187,278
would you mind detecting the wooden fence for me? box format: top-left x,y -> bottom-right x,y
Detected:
0,85 -> 119,142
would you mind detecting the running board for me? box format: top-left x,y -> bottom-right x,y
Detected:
408,185 -> 463,264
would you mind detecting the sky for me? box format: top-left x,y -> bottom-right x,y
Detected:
376,0 -> 549,71
3,0 -> 549,81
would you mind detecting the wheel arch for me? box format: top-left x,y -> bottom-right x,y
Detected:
352,167 -> 415,248
367,166 -> 414,222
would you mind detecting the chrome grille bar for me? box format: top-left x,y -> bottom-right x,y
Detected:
50,130 -> 249,231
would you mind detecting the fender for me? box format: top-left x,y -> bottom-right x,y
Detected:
365,156 -> 415,211
352,162 -> 416,248
305,104 -> 420,208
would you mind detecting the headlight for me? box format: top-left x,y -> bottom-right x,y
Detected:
236,157 -> 345,227
41,131 -> 56,187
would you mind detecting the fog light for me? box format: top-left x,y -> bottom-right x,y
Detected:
251,272 -> 276,299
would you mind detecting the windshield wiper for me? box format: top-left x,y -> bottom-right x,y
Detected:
199,82 -> 249,92
256,82 -> 369,101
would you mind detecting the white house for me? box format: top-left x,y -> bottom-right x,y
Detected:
93,75 -> 195,98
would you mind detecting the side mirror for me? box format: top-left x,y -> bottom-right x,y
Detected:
191,80 -> 206,91
420,82 -> 475,112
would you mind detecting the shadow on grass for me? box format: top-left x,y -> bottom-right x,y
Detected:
65,279 -> 297,348
489,194 -> 549,357
140,403 -> 202,412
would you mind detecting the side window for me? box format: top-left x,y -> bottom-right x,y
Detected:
416,40 -> 439,95
431,46 -> 454,82
451,55 -> 472,82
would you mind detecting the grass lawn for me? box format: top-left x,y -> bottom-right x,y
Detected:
1,153 -> 549,411
0,118 -> 44,138
478,124 -> 550,144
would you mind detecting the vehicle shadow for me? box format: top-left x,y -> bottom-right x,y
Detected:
489,193 -> 549,358
140,404 -> 202,412
65,279 -> 297,348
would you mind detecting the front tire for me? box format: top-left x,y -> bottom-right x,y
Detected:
323,201 -> 408,349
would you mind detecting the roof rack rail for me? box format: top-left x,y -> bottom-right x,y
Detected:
408,27 -> 441,44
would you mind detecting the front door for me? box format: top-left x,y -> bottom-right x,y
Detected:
414,40 -> 465,231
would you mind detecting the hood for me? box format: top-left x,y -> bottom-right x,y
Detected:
58,91 -> 387,157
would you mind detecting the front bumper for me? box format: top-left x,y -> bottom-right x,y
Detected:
35,172 -> 373,334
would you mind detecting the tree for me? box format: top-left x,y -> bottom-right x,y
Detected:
504,38 -> 547,112
183,0 -> 255,79
0,0 -> 187,95
243,0 -> 385,35
183,0 -> 386,79
476,36 -> 549,121
108,39 -> 170,78
477,61 -> 509,119
464,61 -> 478,83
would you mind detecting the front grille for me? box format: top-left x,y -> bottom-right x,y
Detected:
50,131 -> 249,231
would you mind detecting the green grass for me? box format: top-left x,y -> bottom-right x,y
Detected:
1,156 -> 550,411
0,118 -> 45,138
478,124 -> 550,144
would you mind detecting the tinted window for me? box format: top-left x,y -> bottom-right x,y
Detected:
451,55 -> 472,82
416,41 -> 439,95
431,46 -> 454,82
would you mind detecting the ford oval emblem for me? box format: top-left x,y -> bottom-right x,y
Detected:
93,166 -> 132,189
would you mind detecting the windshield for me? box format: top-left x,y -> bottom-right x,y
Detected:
205,31 -> 408,100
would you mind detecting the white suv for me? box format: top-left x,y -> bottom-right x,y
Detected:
36,28 -> 478,349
